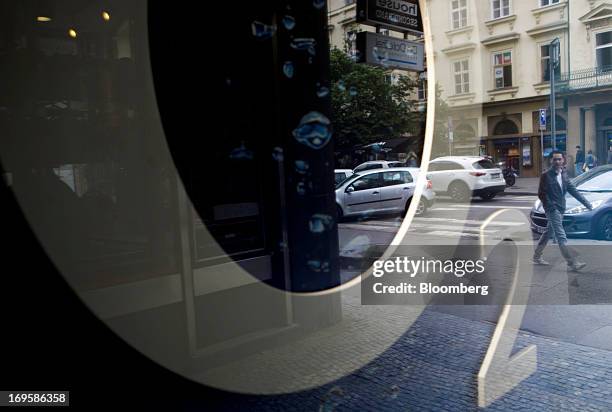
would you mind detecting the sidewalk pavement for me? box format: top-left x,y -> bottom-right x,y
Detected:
499,177 -> 539,196
202,298 -> 612,411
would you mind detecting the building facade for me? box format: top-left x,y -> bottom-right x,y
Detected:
427,0 -> 612,176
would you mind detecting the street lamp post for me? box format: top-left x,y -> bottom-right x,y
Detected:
549,38 -> 560,151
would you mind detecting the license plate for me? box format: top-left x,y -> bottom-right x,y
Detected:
491,173 -> 500,179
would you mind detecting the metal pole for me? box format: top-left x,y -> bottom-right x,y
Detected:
540,129 -> 544,171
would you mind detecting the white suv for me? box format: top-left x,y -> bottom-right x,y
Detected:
426,156 -> 505,202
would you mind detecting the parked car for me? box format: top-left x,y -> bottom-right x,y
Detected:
530,165 -> 612,240
335,167 -> 435,219
334,169 -> 354,185
353,160 -> 407,173
426,156 -> 505,202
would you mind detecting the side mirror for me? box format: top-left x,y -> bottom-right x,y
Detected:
346,186 -> 355,193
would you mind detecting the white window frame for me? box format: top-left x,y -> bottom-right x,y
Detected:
417,75 -> 427,101
539,0 -> 560,7
491,0 -> 511,19
492,50 -> 513,89
595,30 -> 612,70
452,58 -> 470,94
450,0 -> 468,30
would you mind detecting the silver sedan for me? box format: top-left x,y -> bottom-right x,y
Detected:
335,167 -> 435,219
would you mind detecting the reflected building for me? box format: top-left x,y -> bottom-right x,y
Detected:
427,0 -> 612,176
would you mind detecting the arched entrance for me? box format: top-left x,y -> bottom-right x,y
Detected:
492,119 -> 520,171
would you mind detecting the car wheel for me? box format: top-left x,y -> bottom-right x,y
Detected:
597,213 -> 612,241
448,181 -> 470,203
403,198 -> 426,217
480,192 -> 496,201
414,198 -> 426,216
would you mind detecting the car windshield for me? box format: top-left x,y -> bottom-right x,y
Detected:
473,159 -> 495,169
577,169 -> 612,192
336,173 -> 359,189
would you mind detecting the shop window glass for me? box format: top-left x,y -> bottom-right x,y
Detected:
0,1 -> 178,290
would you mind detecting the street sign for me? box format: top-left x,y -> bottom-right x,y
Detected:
356,0 -> 423,34
356,32 -> 424,71
539,109 -> 547,131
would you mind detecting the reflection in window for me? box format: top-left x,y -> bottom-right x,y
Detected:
451,0 -> 468,30
493,50 -> 512,88
596,31 -> 612,70
491,0 -> 510,19
0,1 -> 178,290
541,44 -> 560,82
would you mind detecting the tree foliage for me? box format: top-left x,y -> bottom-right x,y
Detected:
429,83 -> 451,158
329,48 -> 421,150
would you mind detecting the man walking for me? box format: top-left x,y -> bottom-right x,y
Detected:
533,150 -> 593,270
574,145 -> 584,176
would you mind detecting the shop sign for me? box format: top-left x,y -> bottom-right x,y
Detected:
356,0 -> 423,34
356,32 -> 424,71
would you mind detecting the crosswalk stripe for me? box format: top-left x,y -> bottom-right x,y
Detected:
408,223 -> 498,233
413,217 -> 525,226
426,230 -> 481,239
448,204 -> 533,210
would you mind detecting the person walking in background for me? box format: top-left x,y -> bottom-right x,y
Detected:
584,149 -> 597,172
607,146 -> 612,165
533,150 -> 592,271
574,145 -> 584,176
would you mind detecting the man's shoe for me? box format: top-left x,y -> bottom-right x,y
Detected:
532,257 -> 550,265
568,262 -> 587,271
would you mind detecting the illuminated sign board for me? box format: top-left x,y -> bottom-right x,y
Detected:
356,0 -> 423,34
356,32 -> 424,71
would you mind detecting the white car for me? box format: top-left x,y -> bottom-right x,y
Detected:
336,167 -> 435,219
334,169 -> 354,185
426,156 -> 505,202
353,160 -> 407,173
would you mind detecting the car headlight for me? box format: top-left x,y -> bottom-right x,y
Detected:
534,199 -> 542,212
565,199 -> 603,215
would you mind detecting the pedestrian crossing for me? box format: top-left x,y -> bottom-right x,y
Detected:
339,196 -> 537,241
341,217 -> 529,240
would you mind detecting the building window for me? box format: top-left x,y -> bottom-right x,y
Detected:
491,0 -> 510,19
418,76 -> 427,100
596,31 -> 612,70
540,0 -> 559,6
493,50 -> 512,88
451,0 -> 468,30
453,59 -> 470,94
540,44 -> 560,82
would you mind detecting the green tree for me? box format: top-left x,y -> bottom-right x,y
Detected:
329,48 -> 421,150
429,83 -> 450,158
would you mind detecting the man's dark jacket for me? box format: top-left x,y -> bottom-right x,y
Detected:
538,167 -> 591,213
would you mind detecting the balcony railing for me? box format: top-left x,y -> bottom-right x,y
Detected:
556,66 -> 612,92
